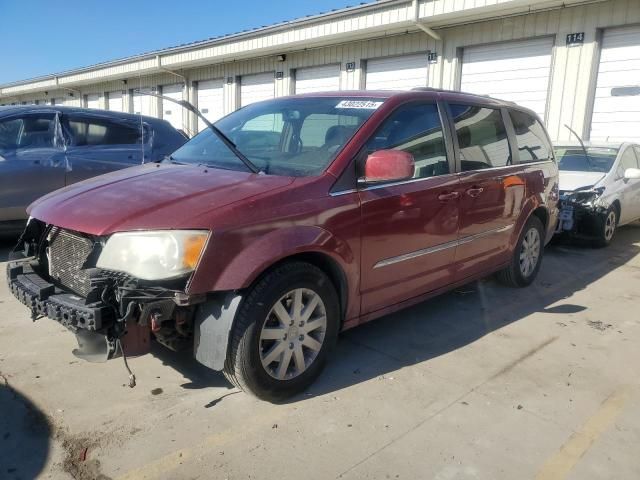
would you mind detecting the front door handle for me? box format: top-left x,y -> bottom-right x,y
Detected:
438,191 -> 460,201
466,187 -> 484,198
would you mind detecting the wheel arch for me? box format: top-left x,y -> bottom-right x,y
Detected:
246,251 -> 349,325
531,205 -> 549,230
510,198 -> 550,250
611,199 -> 622,221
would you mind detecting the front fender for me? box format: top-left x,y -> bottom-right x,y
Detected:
188,224 -> 357,297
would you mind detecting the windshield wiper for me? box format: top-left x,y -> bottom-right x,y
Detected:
163,155 -> 186,165
136,89 -> 261,174
564,124 -> 595,171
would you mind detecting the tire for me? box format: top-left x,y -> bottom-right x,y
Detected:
497,216 -> 544,288
223,261 -> 340,402
593,206 -> 618,248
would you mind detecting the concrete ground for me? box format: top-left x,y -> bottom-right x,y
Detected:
1,227 -> 639,480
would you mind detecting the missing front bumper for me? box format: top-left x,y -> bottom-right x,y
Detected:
555,199 -> 609,239
7,260 -> 114,330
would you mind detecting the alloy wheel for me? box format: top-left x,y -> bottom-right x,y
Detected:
604,210 -> 617,241
259,288 -> 327,380
519,227 -> 541,278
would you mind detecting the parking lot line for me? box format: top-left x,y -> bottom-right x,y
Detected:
535,386 -> 631,480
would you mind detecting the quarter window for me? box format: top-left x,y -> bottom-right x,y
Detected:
509,109 -> 552,163
366,103 -> 449,179
450,104 -> 511,171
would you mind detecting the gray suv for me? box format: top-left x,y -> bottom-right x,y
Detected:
0,105 -> 187,235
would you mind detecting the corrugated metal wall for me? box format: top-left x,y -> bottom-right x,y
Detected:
3,0 -> 639,141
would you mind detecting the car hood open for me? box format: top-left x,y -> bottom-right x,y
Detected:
28,163 -> 294,235
559,171 -> 606,192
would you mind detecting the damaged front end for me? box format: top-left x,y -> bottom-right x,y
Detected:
555,186 -> 610,238
7,219 -> 207,373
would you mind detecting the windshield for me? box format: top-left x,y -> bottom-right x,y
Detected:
170,97 -> 384,176
555,146 -> 619,173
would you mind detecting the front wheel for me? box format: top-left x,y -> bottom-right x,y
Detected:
223,262 -> 339,401
497,216 -> 544,287
594,206 -> 617,248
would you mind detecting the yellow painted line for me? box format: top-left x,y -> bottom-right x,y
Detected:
535,386 -> 631,480
117,405 -> 287,480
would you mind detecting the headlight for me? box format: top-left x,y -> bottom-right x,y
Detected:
565,187 -> 605,205
97,230 -> 209,281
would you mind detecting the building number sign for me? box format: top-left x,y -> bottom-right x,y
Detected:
566,32 -> 585,46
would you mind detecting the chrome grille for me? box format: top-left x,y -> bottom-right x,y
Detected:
48,228 -> 94,297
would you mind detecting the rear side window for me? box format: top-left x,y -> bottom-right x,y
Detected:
509,109 -> 552,163
449,104 -> 511,171
366,103 -> 449,179
68,116 -> 142,146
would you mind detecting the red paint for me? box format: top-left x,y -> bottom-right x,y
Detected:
364,150 -> 415,182
28,90 -> 559,328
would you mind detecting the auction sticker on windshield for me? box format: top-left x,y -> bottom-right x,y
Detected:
335,100 -> 384,109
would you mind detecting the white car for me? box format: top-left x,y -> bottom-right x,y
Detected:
555,142 -> 640,246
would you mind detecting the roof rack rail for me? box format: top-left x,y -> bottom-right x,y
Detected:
411,87 -> 441,92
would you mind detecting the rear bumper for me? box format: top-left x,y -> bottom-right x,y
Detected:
7,260 -> 114,332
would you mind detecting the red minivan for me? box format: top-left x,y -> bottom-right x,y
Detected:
8,90 -> 559,400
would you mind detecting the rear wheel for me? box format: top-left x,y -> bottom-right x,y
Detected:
223,262 -> 339,401
594,206 -> 617,248
497,216 -> 544,287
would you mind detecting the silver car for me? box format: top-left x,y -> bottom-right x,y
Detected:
0,105 -> 186,235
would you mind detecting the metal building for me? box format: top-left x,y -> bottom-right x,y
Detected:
1,0 -> 639,142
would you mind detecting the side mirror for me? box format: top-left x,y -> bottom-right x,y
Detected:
360,150 -> 415,185
624,168 -> 640,180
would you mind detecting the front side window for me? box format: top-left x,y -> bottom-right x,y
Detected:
365,103 -> 449,179
618,147 -> 639,178
509,109 -> 552,163
171,97 -> 382,176
67,116 -> 143,146
0,114 -> 56,153
450,104 -> 511,171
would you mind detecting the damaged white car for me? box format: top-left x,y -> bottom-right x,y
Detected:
555,142 -> 640,246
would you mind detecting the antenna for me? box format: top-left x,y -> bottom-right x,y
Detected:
139,77 -> 145,164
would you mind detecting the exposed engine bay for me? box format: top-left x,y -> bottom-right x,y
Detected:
556,187 -> 610,237
7,219 -> 207,383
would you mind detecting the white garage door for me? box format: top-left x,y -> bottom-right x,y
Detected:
107,91 -> 124,112
162,84 -> 184,131
365,53 -> 429,90
197,79 -> 225,132
86,94 -> 101,109
240,73 -> 274,107
590,27 -> 640,142
460,37 -> 553,120
295,65 -> 341,94
133,88 -> 153,116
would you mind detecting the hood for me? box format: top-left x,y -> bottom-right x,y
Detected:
28,163 -> 294,235
558,171 -> 606,192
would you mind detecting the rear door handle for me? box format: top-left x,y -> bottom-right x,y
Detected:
438,192 -> 460,201
466,187 -> 484,197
